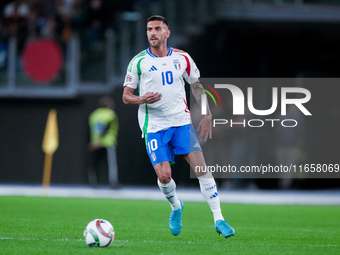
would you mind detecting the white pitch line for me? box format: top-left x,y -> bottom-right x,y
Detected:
0,184 -> 339,205
0,237 -> 338,248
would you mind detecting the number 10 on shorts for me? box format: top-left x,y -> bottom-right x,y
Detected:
147,139 -> 158,153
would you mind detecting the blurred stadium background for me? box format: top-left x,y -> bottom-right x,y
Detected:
0,0 -> 339,190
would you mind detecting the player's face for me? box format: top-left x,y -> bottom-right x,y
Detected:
147,21 -> 170,49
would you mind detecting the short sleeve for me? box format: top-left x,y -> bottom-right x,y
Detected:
182,53 -> 200,84
123,58 -> 139,89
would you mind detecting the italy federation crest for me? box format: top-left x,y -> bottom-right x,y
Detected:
173,59 -> 181,70
151,152 -> 157,161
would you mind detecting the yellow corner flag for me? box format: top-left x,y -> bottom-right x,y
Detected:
42,109 -> 59,195
42,109 -> 59,154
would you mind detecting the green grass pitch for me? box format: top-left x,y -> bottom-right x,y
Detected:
0,196 -> 339,255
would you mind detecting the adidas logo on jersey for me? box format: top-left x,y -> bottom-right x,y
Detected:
193,143 -> 201,148
149,65 -> 158,72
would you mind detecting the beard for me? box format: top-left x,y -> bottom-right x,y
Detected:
149,37 -> 165,48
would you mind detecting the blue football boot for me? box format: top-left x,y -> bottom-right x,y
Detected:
215,220 -> 235,238
169,200 -> 184,236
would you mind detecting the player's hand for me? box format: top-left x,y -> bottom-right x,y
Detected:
88,143 -> 102,151
197,115 -> 212,141
143,92 -> 162,104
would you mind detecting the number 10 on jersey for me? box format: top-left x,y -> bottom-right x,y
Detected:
161,71 -> 173,85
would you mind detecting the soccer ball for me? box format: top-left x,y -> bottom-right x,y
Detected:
83,219 -> 115,247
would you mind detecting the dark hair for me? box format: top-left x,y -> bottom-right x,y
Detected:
146,15 -> 169,28
98,96 -> 114,109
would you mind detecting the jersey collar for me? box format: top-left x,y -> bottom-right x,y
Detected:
147,46 -> 173,58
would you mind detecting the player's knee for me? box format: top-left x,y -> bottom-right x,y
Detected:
158,174 -> 171,184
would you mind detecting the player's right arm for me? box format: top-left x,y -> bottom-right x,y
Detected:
122,52 -> 162,105
122,86 -> 146,105
122,87 -> 162,105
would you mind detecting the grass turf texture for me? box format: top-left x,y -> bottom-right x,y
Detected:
0,196 -> 339,255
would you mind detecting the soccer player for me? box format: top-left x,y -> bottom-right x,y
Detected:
122,15 -> 234,238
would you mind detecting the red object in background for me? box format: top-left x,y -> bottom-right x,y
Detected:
22,39 -> 63,83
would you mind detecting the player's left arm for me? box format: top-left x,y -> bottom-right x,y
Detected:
190,81 -> 212,141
